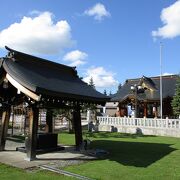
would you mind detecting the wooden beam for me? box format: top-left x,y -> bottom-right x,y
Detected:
25,106 -> 39,161
6,73 -> 41,101
73,103 -> 83,150
0,108 -> 11,151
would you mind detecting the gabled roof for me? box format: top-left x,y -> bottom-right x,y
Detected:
0,47 -> 109,104
139,76 -> 157,91
111,75 -> 178,102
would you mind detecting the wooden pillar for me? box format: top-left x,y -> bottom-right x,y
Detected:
73,103 -> 83,150
46,109 -> 53,133
11,106 -> 14,136
0,108 -> 11,151
26,106 -> 39,161
144,102 -> 147,117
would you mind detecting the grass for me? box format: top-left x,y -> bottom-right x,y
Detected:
58,131 -> 180,180
0,163 -> 74,180
2,131 -> 180,180
58,132 -> 75,146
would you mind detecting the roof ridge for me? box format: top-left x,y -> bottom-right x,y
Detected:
151,75 -> 178,79
5,46 -> 78,77
126,74 -> 178,82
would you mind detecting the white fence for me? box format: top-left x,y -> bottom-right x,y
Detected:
97,116 -> 180,137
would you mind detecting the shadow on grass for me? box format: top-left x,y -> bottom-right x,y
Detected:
91,140 -> 176,167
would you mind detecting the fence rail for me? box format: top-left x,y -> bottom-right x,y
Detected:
97,116 -> 180,129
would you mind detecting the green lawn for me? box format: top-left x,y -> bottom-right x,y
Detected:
58,132 -> 75,146
1,132 -> 180,180
59,132 -> 180,180
0,163 -> 74,180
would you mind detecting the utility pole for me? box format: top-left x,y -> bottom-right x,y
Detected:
135,86 -> 138,118
160,42 -> 163,119
131,84 -> 138,118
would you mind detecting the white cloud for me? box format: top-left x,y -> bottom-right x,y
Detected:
162,72 -> 174,76
152,0 -> 180,39
63,50 -> 88,66
28,10 -> 42,16
0,11 -> 74,54
84,3 -> 111,21
83,66 -> 118,88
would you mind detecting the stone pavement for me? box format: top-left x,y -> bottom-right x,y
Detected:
0,140 -> 96,169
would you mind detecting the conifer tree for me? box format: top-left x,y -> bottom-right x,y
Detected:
109,91 -> 112,96
171,75 -> 180,117
89,77 -> 95,89
85,77 -> 97,123
104,89 -> 107,96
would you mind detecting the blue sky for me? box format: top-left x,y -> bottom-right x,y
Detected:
0,0 -> 180,94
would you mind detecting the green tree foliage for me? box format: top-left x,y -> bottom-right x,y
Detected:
86,76 -> 96,111
89,77 -> 95,89
104,89 -> 107,96
171,75 -> 180,117
109,91 -> 112,96
53,108 -> 74,133
82,77 -> 97,122
87,77 -> 96,109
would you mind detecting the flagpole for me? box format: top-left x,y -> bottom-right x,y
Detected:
160,42 -> 163,119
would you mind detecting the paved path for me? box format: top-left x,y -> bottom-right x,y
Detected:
0,140 -> 96,169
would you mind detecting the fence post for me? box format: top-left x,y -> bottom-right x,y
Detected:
143,117 -> 145,127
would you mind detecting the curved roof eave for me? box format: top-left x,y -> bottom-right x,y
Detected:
2,47 -> 109,104
3,58 -> 37,92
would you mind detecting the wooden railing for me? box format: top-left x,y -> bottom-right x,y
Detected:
97,116 -> 180,129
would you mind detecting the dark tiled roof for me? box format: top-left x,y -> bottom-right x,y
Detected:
1,47 -> 109,103
111,75 -> 178,102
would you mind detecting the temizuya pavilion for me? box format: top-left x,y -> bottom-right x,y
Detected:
0,46 -> 109,161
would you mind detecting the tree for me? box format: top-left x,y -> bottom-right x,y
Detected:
88,77 -> 97,112
109,91 -> 112,96
53,108 -> 74,133
83,77 -> 97,124
89,77 -> 95,89
171,75 -> 180,117
104,89 -> 107,96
